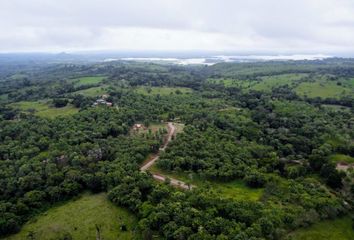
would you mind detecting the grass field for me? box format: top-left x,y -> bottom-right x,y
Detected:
207,180 -> 263,201
329,154 -> 354,164
207,78 -> 254,88
208,74 -> 306,92
295,81 -> 352,99
71,76 -> 106,87
136,86 -> 193,96
150,166 -> 263,201
73,86 -> 108,97
322,104 -> 351,111
10,100 -> 78,118
251,74 -> 306,91
287,216 -> 354,240
6,193 -> 139,240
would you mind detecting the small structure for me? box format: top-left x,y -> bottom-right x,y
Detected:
336,162 -> 354,172
93,98 -> 113,107
133,123 -> 145,131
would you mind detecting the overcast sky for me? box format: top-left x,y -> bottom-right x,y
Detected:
1,0 -> 354,55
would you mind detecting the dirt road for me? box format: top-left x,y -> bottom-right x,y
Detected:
140,122 -> 193,189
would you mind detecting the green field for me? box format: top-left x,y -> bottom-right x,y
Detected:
208,74 -> 306,92
71,76 -> 106,87
252,74 -> 306,91
296,81 -> 353,99
287,216 -> 354,240
136,86 -> 193,96
322,104 -> 351,112
73,86 -> 108,97
150,166 -> 263,201
10,100 -> 79,118
207,180 -> 263,201
329,154 -> 354,164
6,193 -> 139,240
207,78 -> 254,88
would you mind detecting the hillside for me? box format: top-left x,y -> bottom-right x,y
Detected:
0,60 -> 353,240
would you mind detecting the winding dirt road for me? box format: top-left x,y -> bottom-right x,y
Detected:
140,122 -> 193,190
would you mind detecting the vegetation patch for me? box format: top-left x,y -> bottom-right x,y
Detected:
287,216 -> 354,240
207,78 -> 254,88
206,179 -> 264,201
251,73 -> 306,91
135,86 -> 193,95
329,154 -> 354,164
72,86 -> 108,97
131,122 -> 167,135
71,76 -> 106,87
296,81 -> 352,99
0,94 -> 8,101
149,166 -> 263,201
9,100 -> 78,118
6,193 -> 139,240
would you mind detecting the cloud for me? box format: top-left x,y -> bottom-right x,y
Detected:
1,0 -> 354,54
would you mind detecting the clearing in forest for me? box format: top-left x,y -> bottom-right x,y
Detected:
9,100 -> 78,118
5,193 -> 139,240
72,85 -> 108,97
135,86 -> 193,96
70,76 -> 106,87
149,165 -> 263,201
295,77 -> 353,99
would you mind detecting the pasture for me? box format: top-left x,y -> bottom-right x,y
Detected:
72,86 -> 108,97
71,76 -> 106,87
149,166 -> 263,201
251,73 -> 306,91
9,100 -> 78,118
295,80 -> 353,99
6,193 -> 139,240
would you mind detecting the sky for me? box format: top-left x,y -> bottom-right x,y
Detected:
1,0 -> 354,55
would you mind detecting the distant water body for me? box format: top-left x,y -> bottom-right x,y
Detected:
104,54 -> 331,65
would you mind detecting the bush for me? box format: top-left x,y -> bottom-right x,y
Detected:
52,98 -> 69,108
244,171 -> 266,188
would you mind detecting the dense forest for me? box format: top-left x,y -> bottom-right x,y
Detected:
0,59 -> 353,239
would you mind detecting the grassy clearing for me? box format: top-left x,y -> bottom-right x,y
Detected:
287,216 -> 354,240
296,81 -> 352,99
208,74 -> 306,91
329,154 -> 354,164
207,78 -> 254,88
10,100 -> 78,118
136,86 -> 193,96
150,166 -> 263,201
322,104 -> 351,111
251,74 -> 305,91
6,193 -> 139,240
131,122 -> 167,136
207,180 -> 263,201
73,86 -> 108,97
71,76 -> 106,87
